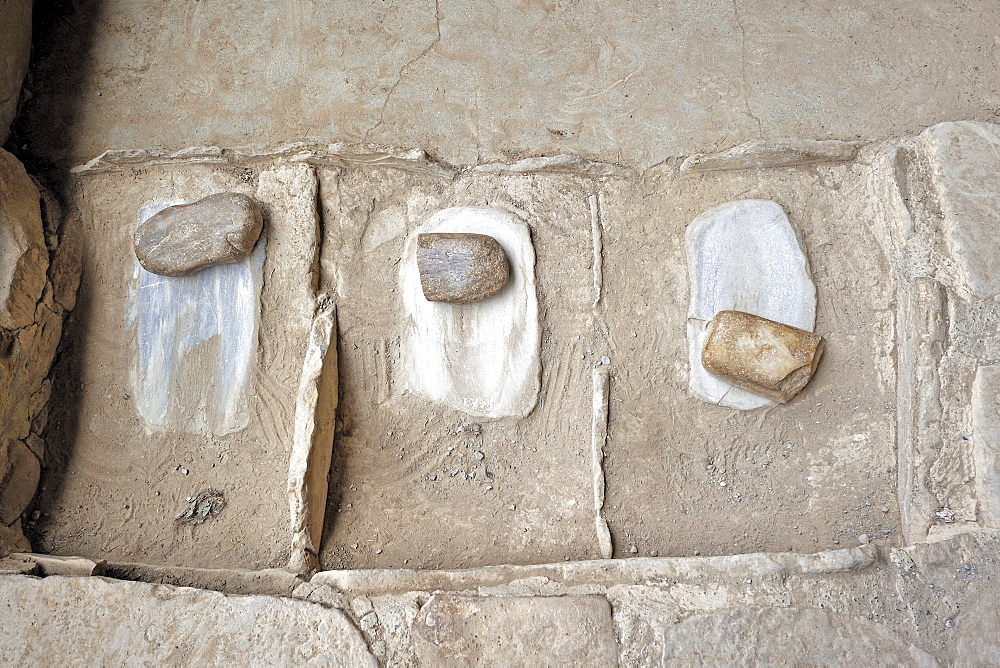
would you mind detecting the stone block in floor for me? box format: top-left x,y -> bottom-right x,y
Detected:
0,574 -> 376,666
412,594 -> 618,667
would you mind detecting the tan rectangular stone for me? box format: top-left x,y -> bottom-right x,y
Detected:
701,310 -> 824,403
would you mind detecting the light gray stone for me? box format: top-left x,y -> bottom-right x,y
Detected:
9,552 -> 105,577
921,121 -> 1000,297
0,575 -> 377,666
680,138 -> 859,172
412,594 -> 618,667
129,200 -> 265,437
974,365 -> 1000,528
133,192 -> 263,276
660,608 -> 934,665
0,555 -> 37,575
685,199 -> 817,410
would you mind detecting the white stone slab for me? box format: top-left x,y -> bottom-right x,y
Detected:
401,206 -> 540,418
685,199 -> 816,410
921,121 -> 1000,297
127,201 -> 264,436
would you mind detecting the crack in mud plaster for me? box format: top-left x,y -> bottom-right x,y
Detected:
365,0 -> 443,142
732,0 -> 763,136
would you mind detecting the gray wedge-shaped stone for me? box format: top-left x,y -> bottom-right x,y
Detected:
416,232 -> 509,303
134,192 -> 263,276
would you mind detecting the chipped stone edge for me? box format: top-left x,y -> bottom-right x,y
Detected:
100,562 -> 306,596
591,366 -> 613,559
70,143 -> 458,180
680,138 -> 862,172
8,552 -> 105,577
473,153 -> 633,178
69,145 -> 634,180
287,296 -> 339,575
311,545 -> 877,596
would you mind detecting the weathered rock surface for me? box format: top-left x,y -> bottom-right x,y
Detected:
416,232 -> 509,303
686,199 -> 817,410
702,310 -> 824,403
412,594 -> 618,667
0,149 -> 77,554
660,608 -> 933,664
921,121 -> 1000,297
0,575 -> 377,666
401,207 -> 540,418
9,552 -> 105,576
133,192 -> 263,276
0,148 -> 48,330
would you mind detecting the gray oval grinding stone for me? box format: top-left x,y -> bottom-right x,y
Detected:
134,192 -> 263,277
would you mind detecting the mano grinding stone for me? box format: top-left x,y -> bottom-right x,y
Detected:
416,232 -> 509,303
134,192 -> 263,277
701,310 -> 824,403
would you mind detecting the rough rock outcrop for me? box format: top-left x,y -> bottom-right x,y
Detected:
133,192 -> 263,276
0,148 -> 80,555
412,594 -> 618,667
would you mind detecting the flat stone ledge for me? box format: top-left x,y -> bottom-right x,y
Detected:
659,607 -> 934,664
0,574 -> 376,666
313,546 -> 877,596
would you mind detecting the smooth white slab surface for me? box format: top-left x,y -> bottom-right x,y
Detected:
685,199 -> 816,410
127,202 -> 264,436
400,206 -> 540,418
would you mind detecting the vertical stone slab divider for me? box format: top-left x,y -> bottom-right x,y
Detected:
973,366 -> 1000,529
254,161 -> 323,571
897,278 -> 948,544
287,296 -> 338,575
591,366 -> 613,559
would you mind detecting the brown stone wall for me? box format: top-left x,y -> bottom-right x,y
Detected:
0,147 -> 79,555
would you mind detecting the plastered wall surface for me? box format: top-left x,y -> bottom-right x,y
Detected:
17,0 -> 1000,168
